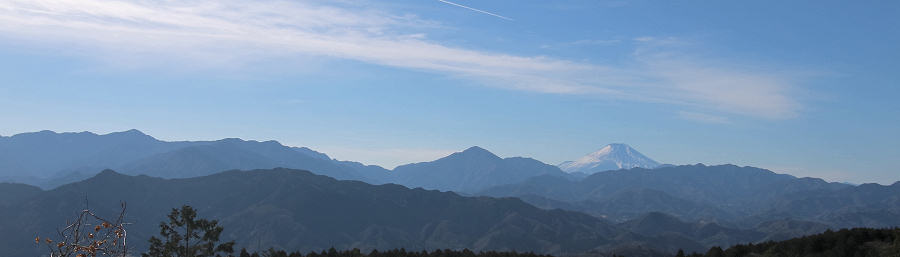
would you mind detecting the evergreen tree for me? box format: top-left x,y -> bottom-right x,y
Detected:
143,205 -> 235,257
704,247 -> 724,257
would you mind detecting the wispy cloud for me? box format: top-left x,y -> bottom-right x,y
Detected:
0,0 -> 801,120
435,0 -> 513,21
677,111 -> 730,124
540,39 -> 622,49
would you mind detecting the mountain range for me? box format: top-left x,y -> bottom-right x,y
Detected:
0,130 -> 403,187
478,164 -> 899,226
0,130 -> 565,192
1,129 -> 899,256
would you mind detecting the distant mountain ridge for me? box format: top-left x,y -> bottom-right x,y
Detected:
0,130 -> 392,188
558,143 -> 660,175
0,129 -> 184,178
392,146 -> 569,193
476,164 -> 900,229
0,130 -> 568,192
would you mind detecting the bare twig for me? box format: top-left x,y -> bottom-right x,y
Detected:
36,202 -> 130,257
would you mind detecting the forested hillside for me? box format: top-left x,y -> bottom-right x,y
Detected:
0,168 -> 680,257
685,228 -> 900,257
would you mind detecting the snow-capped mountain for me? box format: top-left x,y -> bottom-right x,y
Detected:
558,143 -> 660,174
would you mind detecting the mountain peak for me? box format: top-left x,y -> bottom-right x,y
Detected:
607,143 -> 631,148
108,129 -> 149,137
97,169 -> 121,176
122,129 -> 144,134
390,145 -> 565,193
558,143 -> 660,174
125,129 -> 147,135
92,169 -> 128,180
453,146 -> 501,159
10,130 -> 62,139
463,146 -> 490,153
589,143 -> 632,156
102,129 -> 161,143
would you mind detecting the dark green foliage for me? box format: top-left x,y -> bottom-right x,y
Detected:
698,227 -> 900,257
143,205 -> 235,257
239,247 -> 552,257
703,247 -> 723,257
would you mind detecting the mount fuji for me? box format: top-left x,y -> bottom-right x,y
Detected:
558,143 -> 660,174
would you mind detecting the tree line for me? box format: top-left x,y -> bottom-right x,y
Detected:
39,204 -> 900,257
676,227 -> 900,257
239,248 -> 553,257
38,205 -> 554,257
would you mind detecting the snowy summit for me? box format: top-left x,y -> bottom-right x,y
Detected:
558,143 -> 660,175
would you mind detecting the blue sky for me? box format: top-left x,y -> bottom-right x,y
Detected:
0,0 -> 897,184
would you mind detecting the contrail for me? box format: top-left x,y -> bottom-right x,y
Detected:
436,0 -> 513,21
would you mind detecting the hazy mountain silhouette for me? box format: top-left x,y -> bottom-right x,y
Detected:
0,182 -> 40,207
391,146 -> 569,193
0,131 -> 563,191
118,138 -> 374,180
620,212 -> 763,250
514,187 -> 737,223
748,181 -> 900,228
480,164 -> 858,225
0,130 -> 646,194
0,130 -> 390,188
0,130 -> 189,179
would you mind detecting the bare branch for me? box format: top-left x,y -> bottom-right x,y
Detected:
37,203 -> 130,257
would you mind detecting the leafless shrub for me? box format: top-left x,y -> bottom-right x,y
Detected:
36,202 -> 130,257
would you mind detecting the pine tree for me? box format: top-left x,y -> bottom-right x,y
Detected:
143,205 -> 235,257
704,247 -> 724,257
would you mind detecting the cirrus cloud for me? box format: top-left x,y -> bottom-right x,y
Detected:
0,0 -> 801,119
